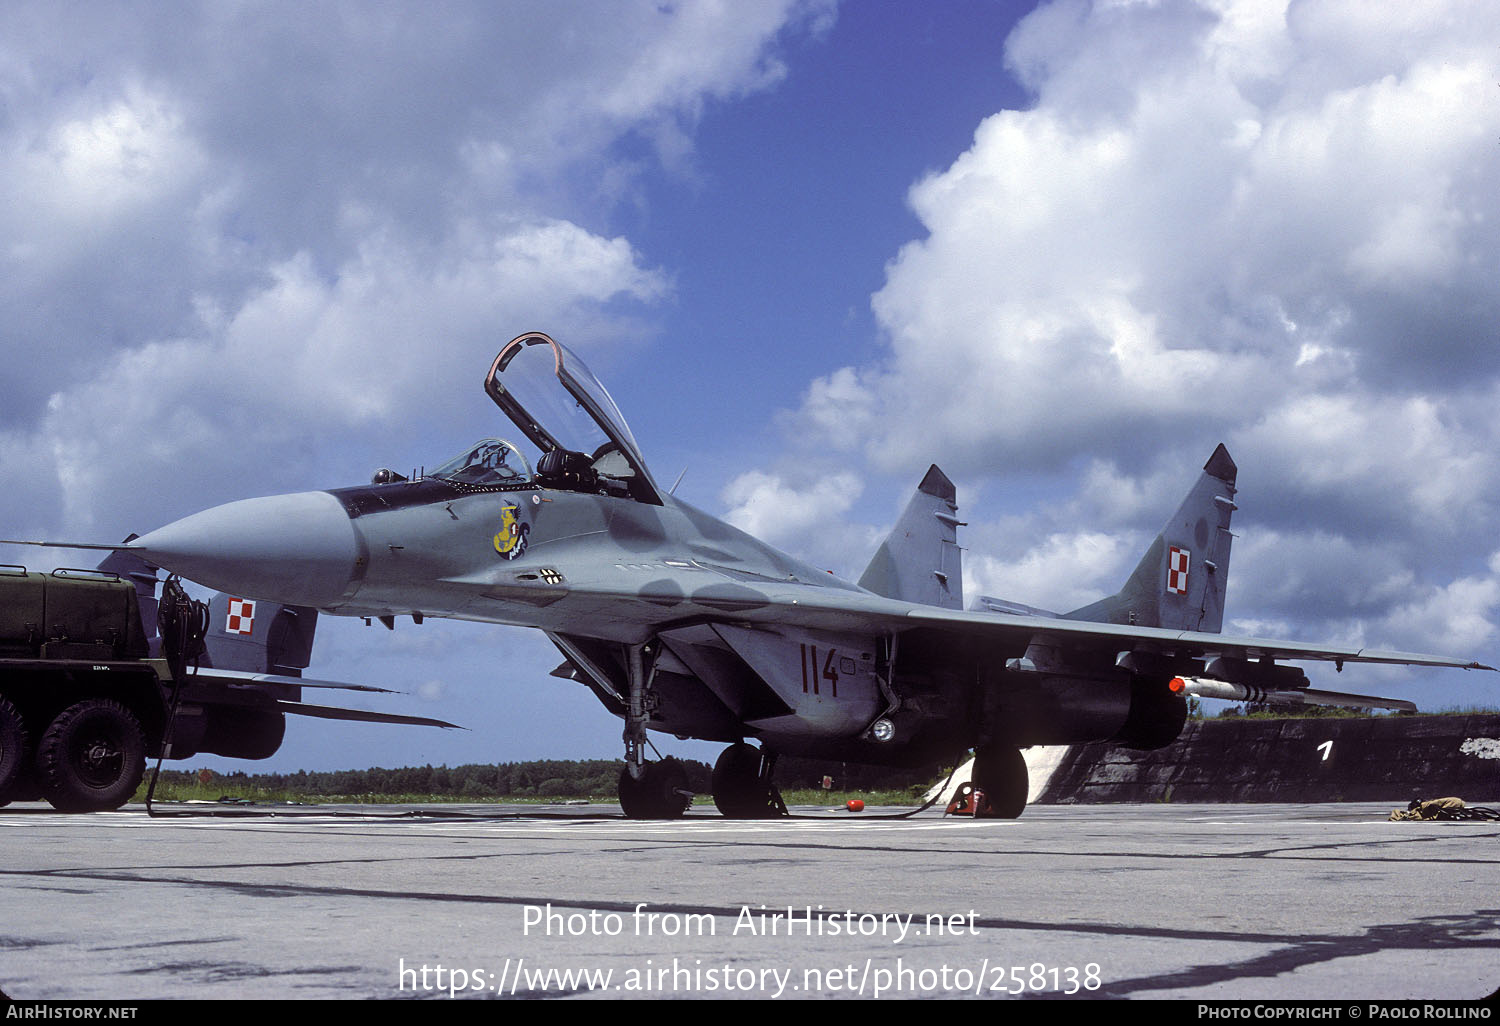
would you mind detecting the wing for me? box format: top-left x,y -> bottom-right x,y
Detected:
683,582 -> 1494,675
903,605 -> 1495,672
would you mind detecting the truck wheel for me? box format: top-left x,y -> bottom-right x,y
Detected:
0,696 -> 29,805
38,699 -> 146,812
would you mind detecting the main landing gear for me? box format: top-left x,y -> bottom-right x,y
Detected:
958,744 -> 1028,819
612,639 -> 788,820
711,742 -> 787,818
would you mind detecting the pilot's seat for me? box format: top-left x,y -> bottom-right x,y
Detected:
536,449 -> 598,493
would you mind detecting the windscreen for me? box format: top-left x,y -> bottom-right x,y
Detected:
429,438 -> 532,488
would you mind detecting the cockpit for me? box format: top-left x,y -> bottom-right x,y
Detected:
481,332 -> 663,505
395,334 -> 661,504
428,438 -> 532,489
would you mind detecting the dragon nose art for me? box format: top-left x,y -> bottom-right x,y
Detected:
131,491 -> 366,608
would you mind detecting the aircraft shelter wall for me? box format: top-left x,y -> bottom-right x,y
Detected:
1032,714 -> 1500,804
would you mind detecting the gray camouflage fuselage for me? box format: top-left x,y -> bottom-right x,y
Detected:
99,332 -> 1493,777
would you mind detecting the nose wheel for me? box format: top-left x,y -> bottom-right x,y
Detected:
615,640 -> 693,819
618,757 -> 692,819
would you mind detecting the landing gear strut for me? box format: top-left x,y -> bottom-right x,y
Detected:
617,640 -> 691,819
712,742 -> 787,818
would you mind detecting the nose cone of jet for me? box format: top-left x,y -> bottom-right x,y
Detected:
132,491 -> 364,608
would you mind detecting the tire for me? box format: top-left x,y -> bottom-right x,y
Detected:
0,696 -> 29,804
712,742 -> 778,819
973,744 -> 1028,819
618,758 -> 692,819
1,766 -> 42,807
38,699 -> 147,812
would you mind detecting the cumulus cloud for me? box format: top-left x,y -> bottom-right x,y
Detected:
721,469 -> 881,574
763,0 -> 1500,672
967,529 -> 1133,616
0,0 -> 831,542
31,218 -> 669,537
1378,554 -> 1500,657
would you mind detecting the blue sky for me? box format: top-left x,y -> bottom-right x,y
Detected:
4,1 -> 1500,774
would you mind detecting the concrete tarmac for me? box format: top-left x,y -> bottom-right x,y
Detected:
1,801 -> 1497,1001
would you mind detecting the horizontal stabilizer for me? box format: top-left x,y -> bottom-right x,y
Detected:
272,700 -> 463,730
188,668 -> 399,694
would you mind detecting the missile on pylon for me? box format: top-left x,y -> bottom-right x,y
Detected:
1168,676 -> 1416,713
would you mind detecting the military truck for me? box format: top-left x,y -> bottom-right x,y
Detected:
0,556 -> 451,812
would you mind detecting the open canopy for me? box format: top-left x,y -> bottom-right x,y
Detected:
484,332 -> 662,504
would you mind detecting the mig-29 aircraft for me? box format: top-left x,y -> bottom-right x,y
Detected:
18,332 -> 1493,818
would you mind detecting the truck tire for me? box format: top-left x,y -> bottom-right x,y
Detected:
0,696 -> 29,805
38,699 -> 146,812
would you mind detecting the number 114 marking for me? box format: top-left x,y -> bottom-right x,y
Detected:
800,643 -> 839,697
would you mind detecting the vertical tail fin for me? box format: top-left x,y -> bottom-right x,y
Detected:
201,593 -> 320,675
1065,444 -> 1237,632
858,465 -> 965,609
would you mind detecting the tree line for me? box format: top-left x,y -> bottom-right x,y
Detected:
154,756 -> 943,799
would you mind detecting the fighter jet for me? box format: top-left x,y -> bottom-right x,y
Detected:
18,332 -> 1492,818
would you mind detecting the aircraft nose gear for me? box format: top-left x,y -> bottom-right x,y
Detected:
618,757 -> 692,819
614,641 -> 694,818
711,742 -> 788,818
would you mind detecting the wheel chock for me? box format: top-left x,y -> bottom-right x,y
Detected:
945,782 -> 993,817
